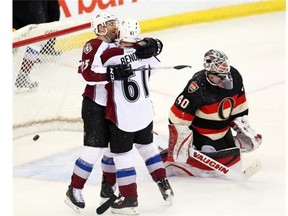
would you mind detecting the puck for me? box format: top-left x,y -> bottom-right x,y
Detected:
33,134 -> 40,141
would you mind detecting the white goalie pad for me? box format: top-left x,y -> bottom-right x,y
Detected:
231,115 -> 262,153
167,124 -> 193,163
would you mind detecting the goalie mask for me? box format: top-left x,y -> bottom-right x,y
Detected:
118,18 -> 141,43
91,13 -> 118,36
204,49 -> 233,90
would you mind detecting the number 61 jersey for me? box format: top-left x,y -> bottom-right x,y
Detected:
101,46 -> 160,132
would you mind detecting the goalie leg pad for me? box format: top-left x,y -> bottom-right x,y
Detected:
188,147 -> 242,172
167,124 -> 193,163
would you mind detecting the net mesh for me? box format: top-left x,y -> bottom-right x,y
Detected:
13,20 -> 94,139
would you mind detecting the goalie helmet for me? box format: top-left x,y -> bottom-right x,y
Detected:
118,18 -> 141,43
204,49 -> 230,74
203,49 -> 233,90
91,13 -> 118,36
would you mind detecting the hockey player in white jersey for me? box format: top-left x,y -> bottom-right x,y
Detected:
101,18 -> 174,215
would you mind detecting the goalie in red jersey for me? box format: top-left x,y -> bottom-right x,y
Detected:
160,49 -> 262,178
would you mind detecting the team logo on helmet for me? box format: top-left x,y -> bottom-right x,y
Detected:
188,81 -> 199,93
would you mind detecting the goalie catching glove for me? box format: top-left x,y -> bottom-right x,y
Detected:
107,64 -> 133,82
135,37 -> 163,59
231,115 -> 262,153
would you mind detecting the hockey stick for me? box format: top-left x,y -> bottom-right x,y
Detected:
132,65 -> 191,72
96,194 -> 118,215
190,148 -> 262,182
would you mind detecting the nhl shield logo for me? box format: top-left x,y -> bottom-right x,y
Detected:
188,81 -> 199,93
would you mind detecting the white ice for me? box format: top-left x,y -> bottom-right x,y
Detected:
13,12 -> 285,216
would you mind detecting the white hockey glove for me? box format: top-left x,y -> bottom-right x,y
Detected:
231,115 -> 262,153
167,124 -> 193,163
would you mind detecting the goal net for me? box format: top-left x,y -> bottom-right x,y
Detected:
13,20 -> 94,139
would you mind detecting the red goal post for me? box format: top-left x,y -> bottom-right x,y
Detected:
13,20 -> 94,139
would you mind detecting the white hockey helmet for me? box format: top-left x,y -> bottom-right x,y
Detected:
204,49 -> 230,74
118,18 -> 141,43
204,49 -> 233,89
91,13 -> 118,35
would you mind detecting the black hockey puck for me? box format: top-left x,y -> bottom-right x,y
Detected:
33,134 -> 40,141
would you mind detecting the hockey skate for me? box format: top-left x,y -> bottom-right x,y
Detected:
157,178 -> 174,205
111,195 -> 139,215
64,185 -> 85,213
100,181 -> 116,204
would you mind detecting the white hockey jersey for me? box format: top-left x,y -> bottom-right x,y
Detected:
101,46 -> 160,132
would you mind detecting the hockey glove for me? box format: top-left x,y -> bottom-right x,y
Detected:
107,64 -> 133,82
135,38 -> 163,59
231,115 -> 262,153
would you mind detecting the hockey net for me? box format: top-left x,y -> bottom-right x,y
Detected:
13,20 -> 94,139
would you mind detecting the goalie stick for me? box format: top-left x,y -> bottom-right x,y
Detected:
132,65 -> 192,72
190,148 -> 262,182
96,194 -> 118,215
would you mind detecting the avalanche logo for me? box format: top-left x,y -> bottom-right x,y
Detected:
83,43 -> 93,54
188,81 -> 199,93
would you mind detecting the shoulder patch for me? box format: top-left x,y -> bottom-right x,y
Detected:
188,81 -> 199,93
83,42 -> 93,54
